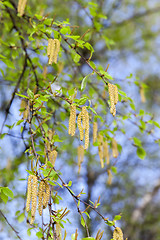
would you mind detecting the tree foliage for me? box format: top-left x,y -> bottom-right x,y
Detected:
0,0 -> 160,240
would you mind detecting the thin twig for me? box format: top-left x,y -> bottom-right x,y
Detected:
0,210 -> 23,240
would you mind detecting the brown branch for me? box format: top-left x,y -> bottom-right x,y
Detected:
0,210 -> 23,240
73,197 -> 90,237
6,6 -> 39,90
61,35 -> 108,85
0,55 -> 27,135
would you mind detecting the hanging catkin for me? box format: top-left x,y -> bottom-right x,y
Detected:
77,112 -> 83,141
108,83 -> 115,114
112,138 -> 119,158
31,176 -> 38,223
56,223 -> 62,240
103,141 -> 110,165
38,181 -> 45,216
49,149 -> 58,166
68,104 -> 76,136
82,106 -> 87,130
98,134 -> 104,168
26,175 -> 33,212
84,109 -> 89,149
47,39 -> 60,65
114,85 -> 119,105
17,0 -> 27,16
140,85 -> 146,103
108,83 -> 118,116
107,169 -> 112,185
93,121 -> 98,144
43,182 -> 50,209
113,227 -> 124,240
77,145 -> 84,174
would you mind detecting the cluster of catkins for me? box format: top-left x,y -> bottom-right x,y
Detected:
26,175 -> 50,224
68,105 -> 89,150
47,39 -> 60,65
68,103 -> 119,174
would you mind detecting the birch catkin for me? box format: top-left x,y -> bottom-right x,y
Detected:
84,109 -> 89,149
68,104 -> 76,136
112,138 -> 119,158
108,83 -> 115,114
26,175 -> 33,212
38,181 -> 45,216
103,141 -> 110,165
43,182 -> 50,209
78,145 -> 84,174
113,227 -> 124,240
82,106 -> 87,130
93,121 -> 98,144
47,39 -> 60,65
77,112 -> 83,141
98,134 -> 104,168
107,169 -> 112,185
18,0 -> 27,16
31,176 -> 38,221
49,149 -> 58,166
114,85 -> 119,105
56,223 -> 62,240
108,83 -> 118,116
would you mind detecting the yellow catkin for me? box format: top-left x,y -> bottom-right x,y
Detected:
31,176 -> 38,222
107,169 -> 112,185
108,83 -> 115,114
71,105 -> 76,136
102,89 -> 106,99
93,121 -> 98,144
114,85 -> 119,105
48,39 -> 55,65
78,145 -> 84,174
56,223 -> 62,240
43,66 -> 47,80
53,39 -> 60,64
47,39 -> 52,57
103,141 -> 110,165
43,182 -> 50,209
23,105 -> 29,120
77,112 -> 83,141
112,105 -> 116,117
140,86 -> 146,103
47,39 -> 60,65
30,215 -> 35,225
26,175 -> 33,212
98,134 -> 104,168
68,104 -> 76,136
84,110 -> 89,149
112,138 -> 119,158
49,149 -> 57,166
38,181 -> 45,216
113,227 -> 124,240
108,83 -> 118,116
45,137 -> 51,152
82,106 -> 87,130
18,0 -> 27,17
19,100 -> 26,116
48,129 -> 53,141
